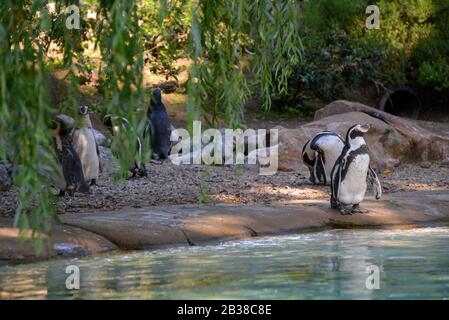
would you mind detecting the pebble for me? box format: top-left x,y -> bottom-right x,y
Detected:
420,162 -> 431,168
1,160 -> 449,217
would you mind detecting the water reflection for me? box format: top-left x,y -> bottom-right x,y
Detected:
1,227 -> 449,299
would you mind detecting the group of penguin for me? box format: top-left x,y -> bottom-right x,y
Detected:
49,88 -> 172,196
49,87 -> 381,215
302,124 -> 382,215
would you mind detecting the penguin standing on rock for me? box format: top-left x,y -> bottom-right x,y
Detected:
330,124 -> 382,215
302,131 -> 345,184
50,115 -> 90,196
73,105 -> 101,186
144,88 -> 172,160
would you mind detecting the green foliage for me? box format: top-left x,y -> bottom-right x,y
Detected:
0,0 -> 58,252
139,0 -> 191,79
0,1 -> 304,248
287,0 -> 449,108
97,0 -> 145,179
198,168 -> 209,204
186,0 -> 303,129
418,58 -> 449,91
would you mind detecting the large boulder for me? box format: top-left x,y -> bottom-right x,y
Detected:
0,217 -> 116,261
93,128 -> 106,146
276,100 -> 449,172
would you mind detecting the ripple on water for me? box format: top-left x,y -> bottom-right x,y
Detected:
1,227 -> 449,299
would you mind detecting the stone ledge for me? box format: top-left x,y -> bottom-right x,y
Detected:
0,218 -> 117,262
61,191 -> 449,249
2,191 -> 448,262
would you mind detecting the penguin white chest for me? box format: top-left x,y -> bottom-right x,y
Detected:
339,154 -> 369,205
73,128 -> 99,181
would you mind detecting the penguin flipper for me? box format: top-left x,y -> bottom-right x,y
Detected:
316,152 -> 327,185
368,166 -> 382,200
312,151 -> 326,185
143,120 -> 155,145
331,158 -> 344,205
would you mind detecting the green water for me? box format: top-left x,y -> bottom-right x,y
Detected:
1,226 -> 449,299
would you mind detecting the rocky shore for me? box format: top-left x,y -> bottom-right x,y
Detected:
1,190 -> 449,262
1,101 -> 449,262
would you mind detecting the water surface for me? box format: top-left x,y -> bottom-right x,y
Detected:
1,227 -> 449,299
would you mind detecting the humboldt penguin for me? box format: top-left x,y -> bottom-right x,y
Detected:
73,105 -> 101,186
50,114 -> 90,196
330,124 -> 382,215
103,115 -> 148,178
302,131 -> 345,184
145,88 -> 171,160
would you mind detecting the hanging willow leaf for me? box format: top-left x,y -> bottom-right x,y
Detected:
0,0 -> 303,252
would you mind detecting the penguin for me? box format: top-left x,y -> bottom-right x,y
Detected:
302,139 -> 317,183
145,88 -> 171,160
330,124 -> 382,215
50,114 -> 90,196
103,115 -> 148,178
73,105 -> 101,186
302,131 -> 345,185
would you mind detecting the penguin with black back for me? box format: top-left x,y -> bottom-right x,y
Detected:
330,124 -> 382,215
103,115 -> 148,178
50,114 -> 90,196
302,131 -> 345,185
145,88 -> 171,160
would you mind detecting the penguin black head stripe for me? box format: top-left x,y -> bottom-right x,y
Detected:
346,124 -> 371,141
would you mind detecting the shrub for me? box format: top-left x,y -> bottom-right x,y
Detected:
284,0 -> 449,111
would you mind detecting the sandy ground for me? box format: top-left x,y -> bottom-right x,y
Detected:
1,156 -> 449,217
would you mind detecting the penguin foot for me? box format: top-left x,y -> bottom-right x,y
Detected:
352,205 -> 369,214
138,167 -> 148,177
339,208 -> 353,215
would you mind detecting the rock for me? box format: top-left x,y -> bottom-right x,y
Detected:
99,146 -> 112,170
93,128 -> 106,146
62,208 -> 189,249
0,161 -> 12,192
0,217 -> 116,262
420,162 -> 431,168
441,158 -> 449,167
275,126 -> 308,171
275,100 -> 449,172
59,191 -> 449,250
